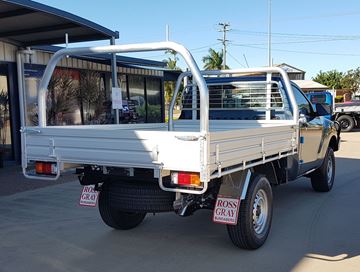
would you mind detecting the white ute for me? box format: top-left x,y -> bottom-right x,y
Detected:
22,42 -> 339,249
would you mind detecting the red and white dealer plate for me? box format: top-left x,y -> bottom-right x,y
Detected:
79,185 -> 99,207
212,195 -> 240,225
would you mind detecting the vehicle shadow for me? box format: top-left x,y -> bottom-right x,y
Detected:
62,157 -> 360,272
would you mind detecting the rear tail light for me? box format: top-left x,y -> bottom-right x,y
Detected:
35,162 -> 57,175
171,172 -> 201,187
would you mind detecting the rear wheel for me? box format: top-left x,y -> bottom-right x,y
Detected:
98,182 -> 146,230
337,115 -> 354,132
227,175 -> 273,249
311,147 -> 335,192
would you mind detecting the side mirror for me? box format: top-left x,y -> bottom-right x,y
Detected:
299,113 -> 307,125
315,103 -> 331,116
299,107 -> 309,116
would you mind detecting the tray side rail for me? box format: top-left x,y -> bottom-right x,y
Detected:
208,125 -> 298,178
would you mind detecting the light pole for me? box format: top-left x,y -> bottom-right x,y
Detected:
268,0 -> 272,67
218,22 -> 230,69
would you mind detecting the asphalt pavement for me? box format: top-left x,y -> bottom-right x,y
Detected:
0,165 -> 74,197
0,132 -> 359,272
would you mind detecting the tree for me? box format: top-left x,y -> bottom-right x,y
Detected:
0,89 -> 9,148
0,89 -> 7,167
344,68 -> 360,93
313,70 -> 349,89
77,70 -> 104,124
163,50 -> 182,105
202,48 -> 229,70
47,70 -> 77,125
164,50 -> 181,70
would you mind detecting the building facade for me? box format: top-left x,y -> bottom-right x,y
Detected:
0,0 -> 168,166
275,63 -> 306,80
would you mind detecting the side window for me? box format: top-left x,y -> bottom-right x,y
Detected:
292,85 -> 312,115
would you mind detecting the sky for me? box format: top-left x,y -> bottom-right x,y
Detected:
36,0 -> 360,79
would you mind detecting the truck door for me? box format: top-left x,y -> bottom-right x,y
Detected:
292,85 -> 323,173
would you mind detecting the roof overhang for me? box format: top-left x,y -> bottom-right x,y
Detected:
0,0 -> 118,46
292,80 -> 328,90
275,63 -> 305,74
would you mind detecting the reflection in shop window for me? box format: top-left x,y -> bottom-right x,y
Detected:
47,69 -> 80,125
24,64 -> 43,126
0,75 -> 11,159
78,70 -> 105,125
146,78 -> 162,123
24,65 -> 82,126
117,74 -> 128,101
128,75 -> 145,123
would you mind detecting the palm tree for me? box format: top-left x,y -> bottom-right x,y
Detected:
202,48 -> 229,70
163,50 -> 182,105
164,50 -> 181,71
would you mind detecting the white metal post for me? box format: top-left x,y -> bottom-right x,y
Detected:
110,37 -> 120,124
268,0 -> 272,67
266,72 -> 272,120
166,24 -> 170,41
192,82 -> 197,121
16,52 -> 26,128
16,51 -> 26,168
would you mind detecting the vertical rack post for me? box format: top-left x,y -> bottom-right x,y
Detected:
266,72 -> 272,120
110,37 -> 120,124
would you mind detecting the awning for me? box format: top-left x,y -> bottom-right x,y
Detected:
0,0 -> 118,46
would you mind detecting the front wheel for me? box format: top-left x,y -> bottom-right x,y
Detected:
311,147 -> 335,192
227,175 -> 273,250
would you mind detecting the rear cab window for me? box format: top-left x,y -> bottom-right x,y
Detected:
180,77 -> 293,120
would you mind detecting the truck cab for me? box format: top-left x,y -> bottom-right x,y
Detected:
181,77 -> 340,177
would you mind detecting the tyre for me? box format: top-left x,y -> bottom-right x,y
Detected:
98,182 -> 146,230
227,175 -> 273,250
337,115 -> 354,132
105,180 -> 175,213
311,147 -> 335,192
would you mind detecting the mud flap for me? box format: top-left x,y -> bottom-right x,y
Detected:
213,170 -> 251,225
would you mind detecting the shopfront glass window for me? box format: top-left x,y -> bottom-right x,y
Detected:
78,70 -> 106,125
117,74 -> 128,101
24,64 -> 81,126
146,78 -> 162,123
24,64 -> 43,126
128,75 -> 145,123
0,75 -> 11,159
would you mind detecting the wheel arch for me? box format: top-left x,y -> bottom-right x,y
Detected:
252,161 -> 280,185
329,135 -> 339,152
